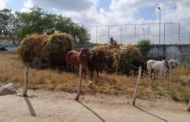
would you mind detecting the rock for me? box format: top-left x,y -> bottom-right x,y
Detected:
0,83 -> 17,96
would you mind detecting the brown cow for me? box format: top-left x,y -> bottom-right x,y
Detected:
88,50 -> 105,77
66,48 -> 90,73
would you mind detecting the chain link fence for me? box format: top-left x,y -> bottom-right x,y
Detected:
85,22 -> 190,45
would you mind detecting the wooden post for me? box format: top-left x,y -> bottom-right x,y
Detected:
23,63 -> 28,96
132,66 -> 142,106
75,64 -> 82,101
188,98 -> 190,112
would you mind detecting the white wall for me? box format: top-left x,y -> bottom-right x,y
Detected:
7,46 -> 17,53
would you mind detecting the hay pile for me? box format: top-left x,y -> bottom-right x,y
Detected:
17,34 -> 48,63
17,33 -> 74,63
45,32 -> 74,55
92,44 -> 121,58
113,45 -> 142,73
92,44 -> 142,74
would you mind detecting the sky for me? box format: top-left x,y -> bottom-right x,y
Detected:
1,0 -> 190,44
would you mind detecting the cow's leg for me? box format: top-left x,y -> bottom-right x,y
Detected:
159,69 -> 162,78
96,69 -> 99,77
151,69 -> 154,79
82,67 -> 87,75
148,68 -> 151,79
164,70 -> 167,79
90,68 -> 93,77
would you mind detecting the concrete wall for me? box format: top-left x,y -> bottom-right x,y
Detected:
7,46 -> 17,53
148,45 -> 190,62
5,44 -> 190,62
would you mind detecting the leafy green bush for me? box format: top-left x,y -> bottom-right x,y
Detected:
137,39 -> 154,56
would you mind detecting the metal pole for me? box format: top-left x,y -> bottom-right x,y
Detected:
143,29 -> 145,39
164,23 -> 165,45
158,7 -> 161,58
159,9 -> 161,45
100,34 -> 101,44
148,24 -> 150,39
144,29 -> 145,39
108,25 -> 109,44
96,26 -> 97,44
121,25 -> 122,45
179,23 -> 180,44
134,24 -> 136,45
181,32 -> 183,44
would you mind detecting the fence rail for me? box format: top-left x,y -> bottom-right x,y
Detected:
84,22 -> 190,45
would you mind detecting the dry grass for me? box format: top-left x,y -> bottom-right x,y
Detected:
0,53 -> 190,103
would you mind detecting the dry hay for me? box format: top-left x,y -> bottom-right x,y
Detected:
92,44 -> 142,74
17,34 -> 48,63
114,45 -> 142,73
45,32 -> 74,55
17,33 -> 74,63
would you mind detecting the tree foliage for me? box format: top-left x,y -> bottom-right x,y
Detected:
0,8 -> 20,45
0,6 -> 90,45
137,39 -> 154,56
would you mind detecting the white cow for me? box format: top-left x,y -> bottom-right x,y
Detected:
148,59 -> 180,79
147,60 -> 170,79
167,59 -> 180,76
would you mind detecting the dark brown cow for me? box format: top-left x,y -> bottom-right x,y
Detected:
49,52 -> 68,66
88,50 -> 105,77
66,48 -> 90,73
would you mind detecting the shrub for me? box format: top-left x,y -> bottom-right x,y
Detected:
137,39 -> 154,56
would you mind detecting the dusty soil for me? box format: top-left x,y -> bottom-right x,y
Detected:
0,89 -> 189,122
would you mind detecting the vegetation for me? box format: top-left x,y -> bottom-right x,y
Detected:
137,39 -> 154,56
17,33 -> 74,63
114,45 -> 142,73
1,53 -> 189,103
45,32 -> 74,54
0,8 -> 20,45
0,6 -> 90,45
92,44 -> 142,74
17,34 -> 49,63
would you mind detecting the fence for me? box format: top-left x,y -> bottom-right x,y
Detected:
84,22 -> 190,45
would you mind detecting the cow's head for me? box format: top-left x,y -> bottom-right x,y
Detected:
168,59 -> 175,68
79,48 -> 90,60
174,60 -> 180,67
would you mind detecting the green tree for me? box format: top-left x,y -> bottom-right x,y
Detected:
16,6 -> 90,44
137,39 -> 154,56
0,8 -> 20,45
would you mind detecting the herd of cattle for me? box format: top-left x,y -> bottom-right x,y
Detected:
65,48 -> 181,78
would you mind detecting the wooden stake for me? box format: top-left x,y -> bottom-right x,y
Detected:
132,66 -> 142,106
188,98 -> 190,112
75,64 -> 82,101
23,63 -> 28,96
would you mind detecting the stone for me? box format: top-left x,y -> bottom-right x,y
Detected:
0,83 -> 17,96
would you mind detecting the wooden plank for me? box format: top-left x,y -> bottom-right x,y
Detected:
75,64 -> 82,101
132,66 -> 142,106
23,63 -> 28,96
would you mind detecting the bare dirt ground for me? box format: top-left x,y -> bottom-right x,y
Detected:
0,89 -> 189,122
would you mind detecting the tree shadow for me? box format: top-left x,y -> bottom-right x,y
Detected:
24,97 -> 36,117
77,101 -> 106,122
134,106 -> 168,122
